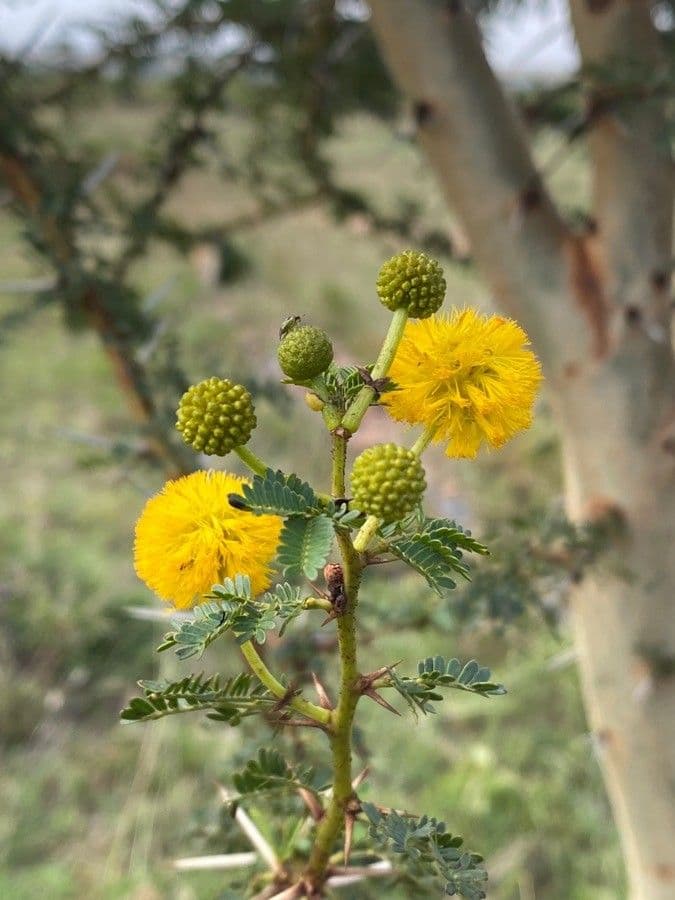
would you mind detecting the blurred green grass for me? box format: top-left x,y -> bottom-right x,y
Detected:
0,102 -> 622,898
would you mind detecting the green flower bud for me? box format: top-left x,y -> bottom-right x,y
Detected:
277,324 -> 334,382
351,443 -> 426,523
376,250 -> 446,319
176,377 -> 256,456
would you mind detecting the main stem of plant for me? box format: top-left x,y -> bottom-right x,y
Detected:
305,431 -> 363,887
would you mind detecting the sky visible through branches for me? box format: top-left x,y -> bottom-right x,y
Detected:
1,0 -> 580,80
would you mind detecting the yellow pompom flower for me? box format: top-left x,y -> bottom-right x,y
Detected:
134,470 -> 282,609
384,309 -> 543,459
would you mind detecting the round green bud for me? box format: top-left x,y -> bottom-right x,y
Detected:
277,324 -> 334,382
376,250 -> 446,318
176,377 -> 256,456
351,443 -> 426,523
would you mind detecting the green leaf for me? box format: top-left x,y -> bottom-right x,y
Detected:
277,515 -> 334,580
389,656 -> 506,717
157,575 -> 252,660
387,517 -> 488,596
230,468 -> 324,517
362,804 -> 487,900
158,578 -> 311,657
230,747 -> 319,801
120,672 -> 273,724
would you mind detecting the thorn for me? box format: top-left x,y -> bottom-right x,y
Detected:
364,688 -> 401,716
320,610 -> 338,627
311,672 -> 333,709
298,787 -> 324,821
352,766 -> 370,790
217,783 -> 283,874
356,665 -> 394,692
343,813 -> 355,865
273,717 -> 327,730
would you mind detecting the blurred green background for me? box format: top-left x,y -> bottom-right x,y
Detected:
0,4 -> 625,898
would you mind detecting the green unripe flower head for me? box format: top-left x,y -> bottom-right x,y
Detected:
176,377 -> 256,456
351,443 -> 426,523
277,323 -> 334,381
376,250 -> 446,318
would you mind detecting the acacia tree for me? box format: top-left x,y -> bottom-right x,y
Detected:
367,2 -> 675,898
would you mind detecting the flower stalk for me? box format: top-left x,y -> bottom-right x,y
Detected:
341,306 -> 408,434
240,641 -> 331,727
305,433 -> 363,887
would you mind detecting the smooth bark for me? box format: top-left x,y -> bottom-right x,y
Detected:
368,2 -> 675,897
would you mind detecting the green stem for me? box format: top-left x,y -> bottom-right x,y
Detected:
410,422 -> 438,457
341,307 -> 408,434
305,434 -> 363,886
353,514 -> 381,554
240,641 -> 330,726
236,443 -> 333,505
235,444 -> 270,477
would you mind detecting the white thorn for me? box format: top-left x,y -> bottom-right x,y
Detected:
326,860 -> 394,886
218,785 -> 282,874
173,852 -> 258,871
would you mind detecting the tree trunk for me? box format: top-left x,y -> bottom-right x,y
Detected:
367,2 -> 675,897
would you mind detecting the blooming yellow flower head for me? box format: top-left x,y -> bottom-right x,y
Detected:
134,470 -> 282,609
384,309 -> 543,459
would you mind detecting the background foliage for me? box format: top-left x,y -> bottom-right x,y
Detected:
0,1 -> 630,897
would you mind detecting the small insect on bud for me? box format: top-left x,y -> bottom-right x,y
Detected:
323,563 -> 347,615
277,323 -> 334,382
176,377 -> 256,456
376,250 -> 446,319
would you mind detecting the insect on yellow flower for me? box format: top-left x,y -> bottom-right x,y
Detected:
384,309 -> 543,459
134,470 -> 282,609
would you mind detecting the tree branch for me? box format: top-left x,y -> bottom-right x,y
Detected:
569,0 -> 673,333
367,0 -> 598,372
0,151 -> 194,477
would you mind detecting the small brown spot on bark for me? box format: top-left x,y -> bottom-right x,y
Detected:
582,495 -> 625,527
564,235 -> 610,359
519,184 -> 542,212
586,0 -> 614,13
651,270 -> 669,291
596,727 -> 614,746
413,100 -> 434,127
624,305 -> 641,325
653,863 -> 675,882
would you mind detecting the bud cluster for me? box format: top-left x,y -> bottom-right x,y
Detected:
351,443 -> 426,523
176,377 -> 256,456
376,249 -> 446,319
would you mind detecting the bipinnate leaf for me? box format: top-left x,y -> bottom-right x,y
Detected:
386,517 -> 488,595
229,468 -> 324,517
277,515 -> 334,580
230,747 -> 319,801
120,672 -> 273,724
157,577 -> 309,658
389,656 -> 506,716
361,803 -> 487,899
